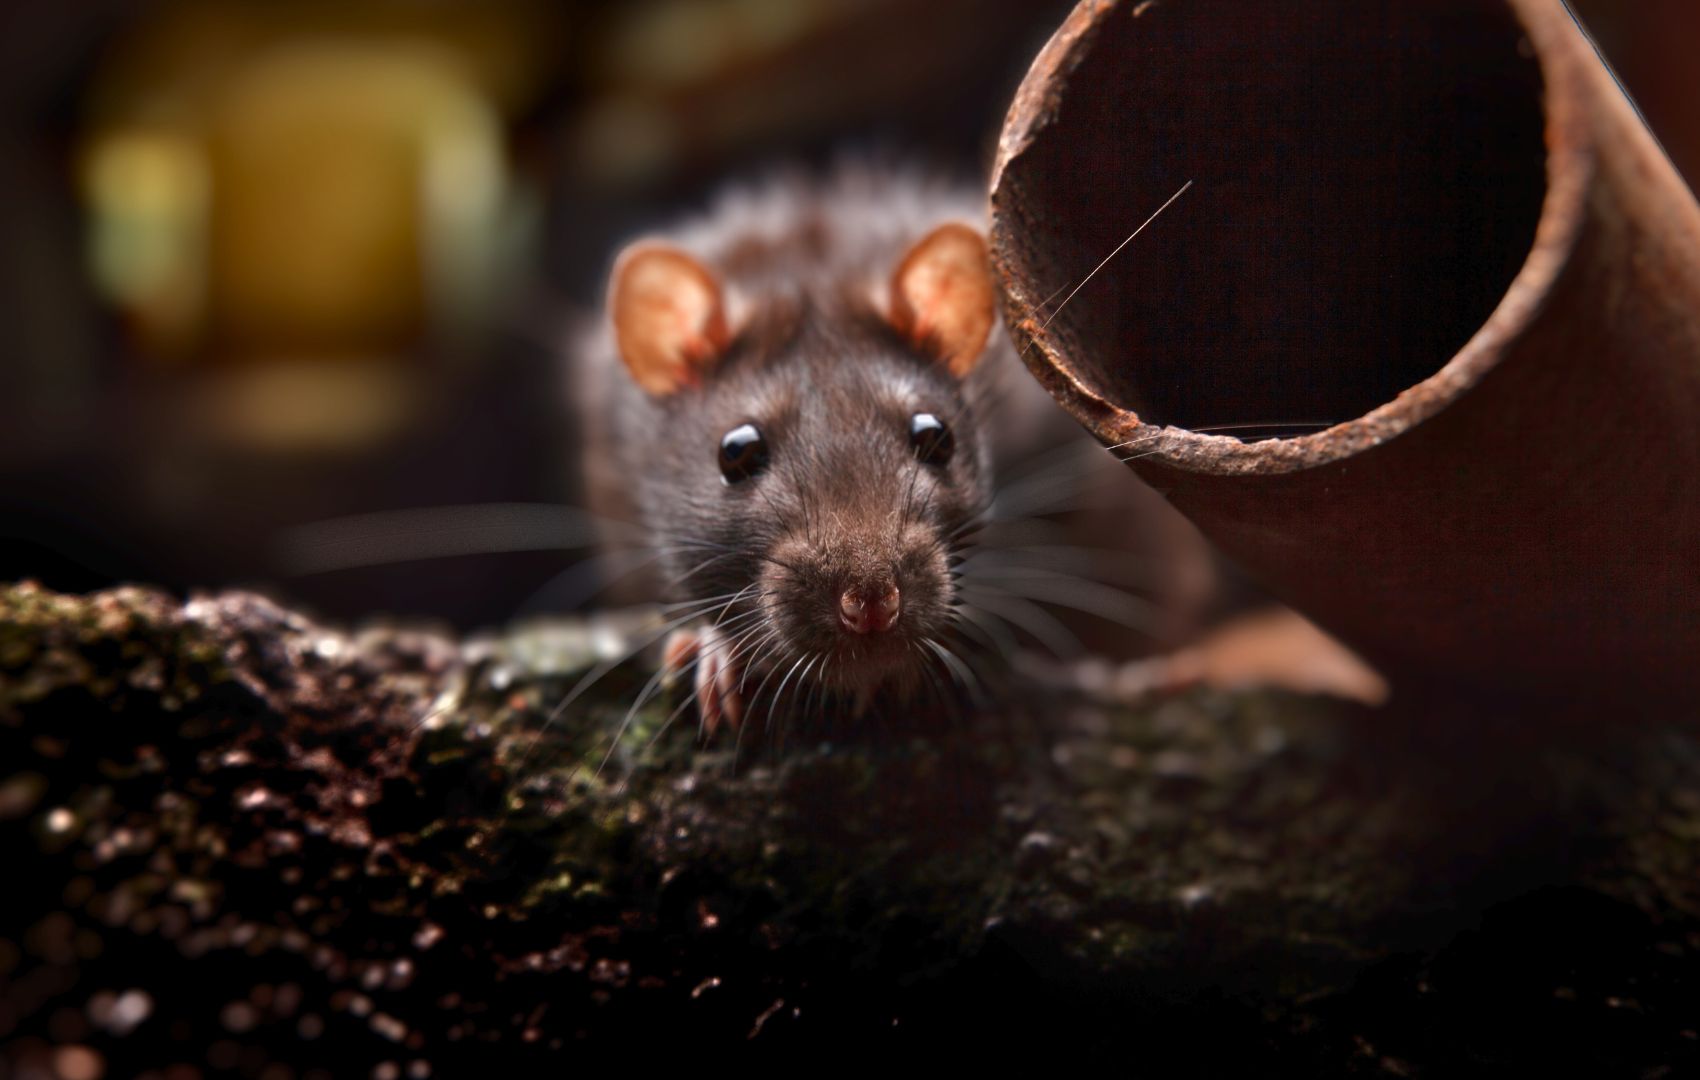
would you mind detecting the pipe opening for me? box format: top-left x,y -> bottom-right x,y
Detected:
998,1 -> 1548,435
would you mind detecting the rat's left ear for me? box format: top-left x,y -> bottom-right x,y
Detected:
888,222 -> 997,377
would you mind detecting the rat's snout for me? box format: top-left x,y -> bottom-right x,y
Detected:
768,515 -> 947,655
839,582 -> 901,635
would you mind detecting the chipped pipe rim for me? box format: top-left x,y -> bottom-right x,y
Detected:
990,0 -> 1596,478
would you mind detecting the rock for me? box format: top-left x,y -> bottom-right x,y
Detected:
2,581 -> 1698,1072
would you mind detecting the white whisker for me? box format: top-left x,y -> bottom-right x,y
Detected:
1032,180 -> 1193,338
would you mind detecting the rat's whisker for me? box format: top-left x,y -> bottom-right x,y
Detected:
1103,430 -> 1168,453
656,595 -> 752,625
1029,275 -> 1081,319
709,583 -> 762,625
1115,446 -> 1174,465
739,639 -> 792,699
1033,179 -> 1193,337
991,444 -> 1106,487
662,585 -> 756,615
921,638 -> 962,691
944,508 -> 997,547
959,561 -> 1163,603
910,640 -> 953,715
923,637 -> 982,705
665,552 -> 734,583
781,652 -> 826,745
1190,421 -> 1338,434
722,620 -> 778,666
593,664 -> 673,780
955,585 -> 1085,660
804,652 -> 834,717
898,458 -> 925,532
763,651 -> 814,734
510,548 -> 662,619
950,603 -> 1018,661
696,609 -> 766,651
721,612 -> 777,656
530,604 -> 730,758
642,687 -> 702,756
649,537 -> 735,554
275,502 -> 634,576
992,437 -> 1105,485
956,545 -> 1174,591
722,633 -> 783,726
967,576 -> 1166,640
1112,432 -> 1183,464
983,460 -> 1134,521
957,516 -> 1112,546
728,699 -> 751,777
662,590 -> 741,611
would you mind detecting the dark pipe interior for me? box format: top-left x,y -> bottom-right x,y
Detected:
1001,1 -> 1548,433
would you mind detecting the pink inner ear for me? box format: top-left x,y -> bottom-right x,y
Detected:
890,223 -> 997,377
609,244 -> 729,395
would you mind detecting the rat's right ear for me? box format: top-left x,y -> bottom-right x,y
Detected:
888,223 -> 997,378
608,243 -> 730,395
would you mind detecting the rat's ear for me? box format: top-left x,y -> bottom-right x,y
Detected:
888,223 -> 997,377
608,242 -> 730,395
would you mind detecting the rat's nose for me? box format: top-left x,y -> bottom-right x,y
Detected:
839,584 -> 901,634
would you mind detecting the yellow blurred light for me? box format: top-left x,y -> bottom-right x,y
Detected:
193,361 -> 422,453
73,0 -> 554,455
204,42 -> 505,361
81,131 -> 209,359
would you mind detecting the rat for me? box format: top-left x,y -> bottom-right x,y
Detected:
571,164 -> 1217,737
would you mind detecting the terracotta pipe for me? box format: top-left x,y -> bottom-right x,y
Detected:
989,0 -> 1700,704
1566,0 -> 1700,191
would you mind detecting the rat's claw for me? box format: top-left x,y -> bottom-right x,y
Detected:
661,628 -> 700,675
695,642 -> 724,736
666,626 -> 744,739
715,645 -> 744,731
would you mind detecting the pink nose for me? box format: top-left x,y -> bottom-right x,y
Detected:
839,585 -> 901,634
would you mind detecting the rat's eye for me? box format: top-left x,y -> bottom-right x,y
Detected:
909,413 -> 953,466
719,423 -> 769,484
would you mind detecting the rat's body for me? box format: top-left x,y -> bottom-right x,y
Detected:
574,165 -> 1212,732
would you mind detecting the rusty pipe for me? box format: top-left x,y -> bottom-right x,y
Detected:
1566,0 -> 1700,191
990,0 -> 1700,703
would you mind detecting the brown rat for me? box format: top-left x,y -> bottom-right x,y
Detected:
573,164 -> 1216,735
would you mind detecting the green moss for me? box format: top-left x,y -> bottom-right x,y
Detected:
5,583 -> 1700,1072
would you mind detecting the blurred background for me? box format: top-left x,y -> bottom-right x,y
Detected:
0,0 -> 1692,631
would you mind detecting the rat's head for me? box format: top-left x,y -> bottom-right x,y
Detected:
605,222 -> 1000,700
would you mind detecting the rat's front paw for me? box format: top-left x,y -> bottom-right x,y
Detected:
662,626 -> 745,738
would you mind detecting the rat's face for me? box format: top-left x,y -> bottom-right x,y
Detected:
608,221 -> 999,711
655,327 -> 993,699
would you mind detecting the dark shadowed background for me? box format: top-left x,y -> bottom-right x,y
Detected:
0,0 -> 1691,631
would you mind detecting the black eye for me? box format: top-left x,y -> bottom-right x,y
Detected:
909,413 -> 953,466
719,423 -> 769,484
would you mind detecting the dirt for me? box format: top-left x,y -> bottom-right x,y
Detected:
3,581 -> 1698,1074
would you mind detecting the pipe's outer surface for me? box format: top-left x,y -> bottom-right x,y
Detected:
991,0 -> 1700,704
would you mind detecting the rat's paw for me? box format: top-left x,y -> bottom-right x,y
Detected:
663,626 -> 745,739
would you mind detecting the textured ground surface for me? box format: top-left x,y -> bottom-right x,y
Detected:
3,581 -> 1699,1075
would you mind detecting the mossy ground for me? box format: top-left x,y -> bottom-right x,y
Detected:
2,581 -> 1698,1074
